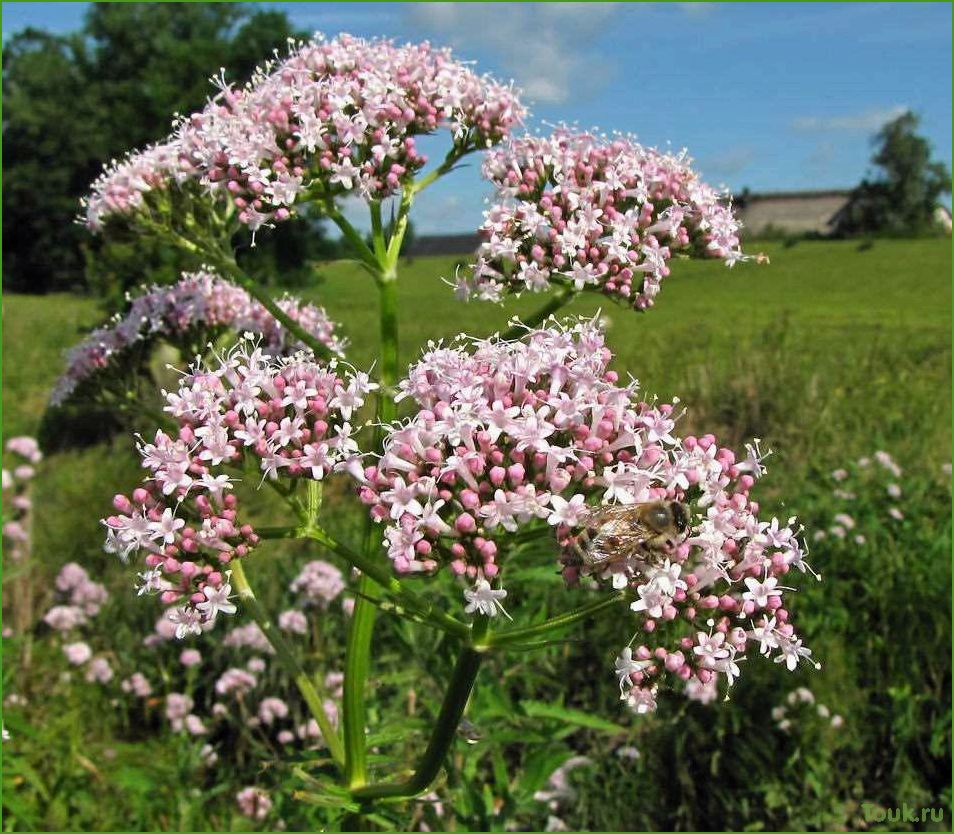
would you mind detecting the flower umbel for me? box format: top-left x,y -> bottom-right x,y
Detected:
102,338 -> 371,635
459,129 -> 745,308
361,317 -> 815,709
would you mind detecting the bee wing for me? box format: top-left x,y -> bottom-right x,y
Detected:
576,503 -> 640,530
576,504 -> 653,566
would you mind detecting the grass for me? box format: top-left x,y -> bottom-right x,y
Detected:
5,237 -> 951,430
1,236 -> 951,831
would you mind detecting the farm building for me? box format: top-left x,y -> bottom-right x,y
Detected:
405,191 -> 857,255
733,189 -> 852,236
404,192 -> 951,256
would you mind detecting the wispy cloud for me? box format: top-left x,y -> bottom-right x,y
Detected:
405,3 -> 619,105
792,105 -> 908,133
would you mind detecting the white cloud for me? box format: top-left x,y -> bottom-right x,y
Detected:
405,3 -> 619,105
792,105 -> 908,133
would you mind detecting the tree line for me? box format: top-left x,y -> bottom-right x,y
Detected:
2,5 -> 949,296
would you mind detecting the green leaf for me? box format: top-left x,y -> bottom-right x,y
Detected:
515,747 -> 575,796
521,700 -> 625,734
291,790 -> 359,812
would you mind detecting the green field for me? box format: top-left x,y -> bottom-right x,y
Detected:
2,237 -> 951,831
5,237 -> 951,458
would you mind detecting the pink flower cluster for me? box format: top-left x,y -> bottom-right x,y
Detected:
359,318 -> 814,707
52,270 -> 344,406
5,436 -> 43,465
42,563 -> 115,684
102,340 -> 372,636
83,141 -> 198,232
235,786 -> 272,821
84,34 -> 524,234
458,129 -> 745,308
223,622 -> 274,654
2,437 -> 41,560
43,562 -> 109,632
289,559 -> 346,607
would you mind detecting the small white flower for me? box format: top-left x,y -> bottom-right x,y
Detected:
614,646 -> 650,692
742,576 -> 782,608
644,559 -> 687,596
748,616 -> 779,655
169,605 -> 203,639
463,579 -> 510,619
149,508 -> 184,544
196,582 -> 237,622
630,582 -> 669,618
547,494 -> 587,527
624,686 -> 658,714
135,568 -> 166,596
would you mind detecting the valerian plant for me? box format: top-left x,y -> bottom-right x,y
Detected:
52,33 -> 820,826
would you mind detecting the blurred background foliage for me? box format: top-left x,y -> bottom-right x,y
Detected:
2,3 -> 347,299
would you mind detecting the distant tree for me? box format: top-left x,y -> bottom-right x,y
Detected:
832,111 -> 951,237
2,4 -> 311,294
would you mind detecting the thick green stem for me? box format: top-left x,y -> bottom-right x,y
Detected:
229,560 -> 345,768
500,286 -> 579,341
351,644 -> 484,801
342,204 -> 404,788
343,570 -> 379,789
338,159 -> 464,796
377,276 -> 400,392
488,591 -> 628,648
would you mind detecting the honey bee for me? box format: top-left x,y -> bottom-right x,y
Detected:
568,500 -> 691,569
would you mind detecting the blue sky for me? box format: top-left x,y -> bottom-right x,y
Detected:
2,2 -> 951,233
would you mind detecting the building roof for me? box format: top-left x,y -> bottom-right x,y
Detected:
740,189 -> 852,202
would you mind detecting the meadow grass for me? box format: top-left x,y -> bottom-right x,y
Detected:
5,237 -> 950,431
1,236 -> 951,830
4,237 -> 949,496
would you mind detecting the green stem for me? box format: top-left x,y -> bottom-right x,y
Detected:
253,525 -> 299,539
377,275 -> 400,391
488,591 -> 628,648
343,569 -> 379,789
327,207 -> 380,273
201,246 -> 336,361
229,560 -> 345,768
499,286 -> 579,341
410,145 -> 472,197
339,157 -> 461,795
383,187 -> 414,270
351,643 -> 484,801
305,529 -> 469,640
342,208 -> 401,789
369,201 -> 387,262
